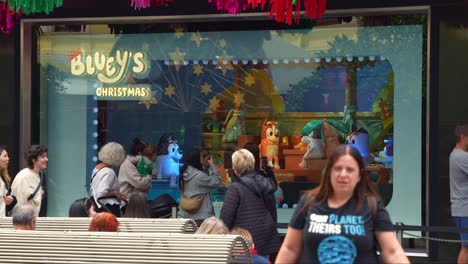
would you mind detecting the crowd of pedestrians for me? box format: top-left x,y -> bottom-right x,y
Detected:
0,138 -> 411,263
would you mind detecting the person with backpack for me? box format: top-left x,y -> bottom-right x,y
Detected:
276,144 -> 409,264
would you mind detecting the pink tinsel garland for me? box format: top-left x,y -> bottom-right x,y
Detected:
131,0 -> 174,10
208,0 -> 248,14
0,1 -> 21,34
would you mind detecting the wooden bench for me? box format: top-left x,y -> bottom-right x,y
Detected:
0,230 -> 252,263
0,217 -> 198,234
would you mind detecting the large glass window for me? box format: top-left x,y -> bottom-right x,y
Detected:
37,15 -> 425,230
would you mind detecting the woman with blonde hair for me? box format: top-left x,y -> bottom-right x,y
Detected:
220,149 -> 280,259
195,216 -> 229,235
276,145 -> 409,263
0,145 -> 16,216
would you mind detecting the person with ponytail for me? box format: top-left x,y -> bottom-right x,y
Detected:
0,145 -> 16,216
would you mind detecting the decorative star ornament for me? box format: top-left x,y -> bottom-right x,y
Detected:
216,54 -> 234,75
201,82 -> 212,95
165,85 -> 176,97
218,39 -> 227,49
233,91 -> 245,108
209,96 -> 220,111
193,65 -> 204,76
175,27 -> 184,39
191,32 -> 203,47
142,42 -> 150,52
169,47 -> 186,71
244,73 -> 255,86
139,90 -> 158,110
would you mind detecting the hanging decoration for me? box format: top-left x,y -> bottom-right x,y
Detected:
131,0 -> 151,10
208,0 -> 248,14
209,0 -> 327,24
7,0 -> 63,14
269,0 -> 327,25
0,1 -> 21,34
131,0 -> 174,10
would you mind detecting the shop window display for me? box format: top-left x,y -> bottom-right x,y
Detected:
37,16 -> 424,229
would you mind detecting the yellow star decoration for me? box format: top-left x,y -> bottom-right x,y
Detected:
244,73 -> 255,86
233,91 -> 245,108
165,85 -> 176,97
193,65 -> 204,76
169,47 -> 186,71
218,39 -> 227,49
139,90 -> 158,110
216,54 -> 234,75
142,43 -> 150,52
175,27 -> 184,39
200,82 -> 212,95
209,96 -> 220,111
191,32 -> 203,47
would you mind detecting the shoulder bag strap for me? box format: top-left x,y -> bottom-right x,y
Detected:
27,171 -> 44,201
90,167 -> 105,184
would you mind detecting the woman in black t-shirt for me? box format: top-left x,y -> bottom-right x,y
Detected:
276,145 -> 408,264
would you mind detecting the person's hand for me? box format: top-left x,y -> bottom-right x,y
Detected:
205,155 -> 214,167
3,195 -> 13,205
116,192 -> 127,201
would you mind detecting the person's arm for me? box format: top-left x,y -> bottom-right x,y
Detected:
219,185 -> 240,229
5,195 -> 16,213
375,231 -> 409,264
196,165 -> 222,189
121,162 -> 152,190
275,227 -> 304,263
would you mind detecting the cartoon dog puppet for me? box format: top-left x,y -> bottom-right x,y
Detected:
155,135 -> 183,187
259,119 -> 281,169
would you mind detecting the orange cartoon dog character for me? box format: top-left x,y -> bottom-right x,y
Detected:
259,119 -> 281,169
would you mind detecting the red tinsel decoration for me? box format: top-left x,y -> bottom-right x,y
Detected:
0,1 -> 21,34
248,0 -> 266,9
269,0 -> 327,25
208,0 -> 248,14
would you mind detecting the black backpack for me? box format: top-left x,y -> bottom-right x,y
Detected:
150,193 -> 178,218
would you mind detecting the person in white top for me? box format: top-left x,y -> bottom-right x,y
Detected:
11,145 -> 48,217
0,145 -> 16,217
89,142 -> 127,217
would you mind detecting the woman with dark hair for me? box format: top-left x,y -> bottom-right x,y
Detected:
124,192 -> 151,218
0,145 -> 16,216
119,138 -> 155,197
88,212 -> 119,232
68,198 -> 96,217
276,145 -> 409,264
11,145 -> 48,216
179,148 -> 221,227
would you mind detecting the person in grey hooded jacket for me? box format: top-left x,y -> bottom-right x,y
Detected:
179,149 -> 221,227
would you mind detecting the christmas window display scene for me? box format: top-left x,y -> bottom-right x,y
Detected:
38,18 -> 426,214
90,25 -> 395,209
